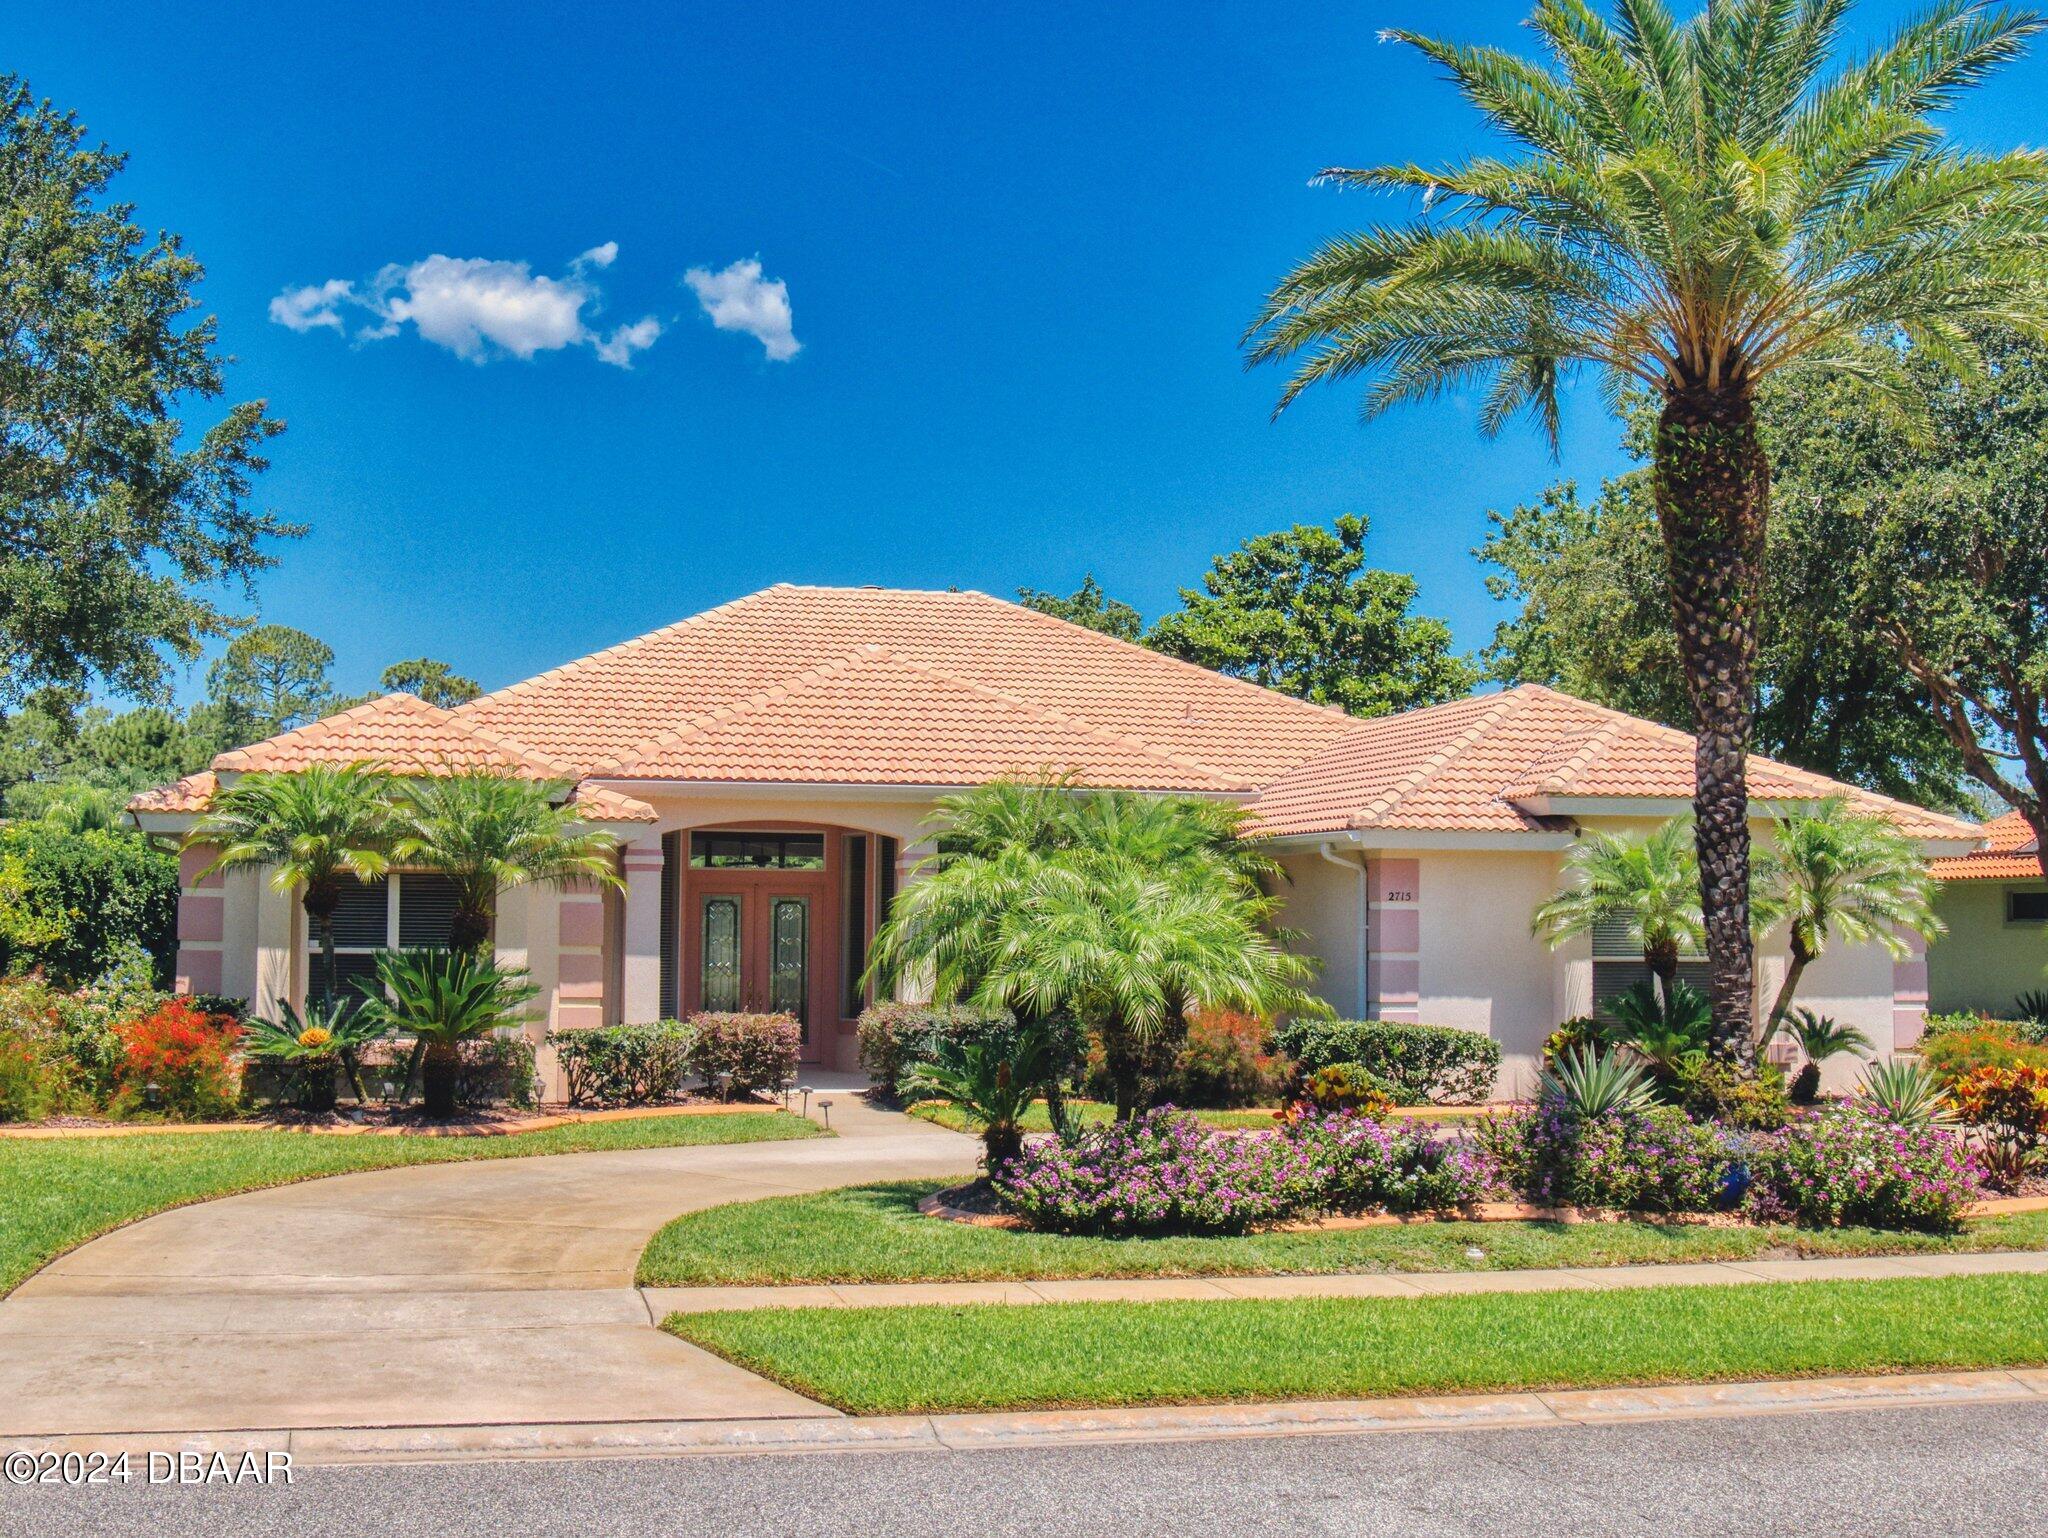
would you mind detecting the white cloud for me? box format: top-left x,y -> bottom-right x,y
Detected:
271,246 -> 659,368
267,279 -> 353,333
684,258 -> 800,361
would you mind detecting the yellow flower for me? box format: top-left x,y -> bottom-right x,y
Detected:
296,1026 -> 333,1050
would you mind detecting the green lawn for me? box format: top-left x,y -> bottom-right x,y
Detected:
906,1099 -> 1281,1135
666,1273 -> 2048,1414
636,1177 -> 2048,1286
0,1111 -> 818,1295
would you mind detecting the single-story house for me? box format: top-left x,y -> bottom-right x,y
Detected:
129,583 -> 1987,1099
1928,811 -> 2048,1018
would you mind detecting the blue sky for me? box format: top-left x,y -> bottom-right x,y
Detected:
16,0 -> 2048,702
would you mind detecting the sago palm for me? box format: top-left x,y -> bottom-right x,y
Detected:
358,948 -> 539,1119
1248,0 -> 2048,1059
386,771 -> 622,951
901,1021 -> 1069,1173
189,765 -> 394,1006
1757,795 -> 1942,1029
1535,819 -> 1704,998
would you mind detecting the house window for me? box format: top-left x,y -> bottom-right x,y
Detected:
1589,915 -> 1712,1012
2009,890 -> 2048,925
306,872 -> 462,1006
689,832 -> 826,869
841,833 -> 870,1018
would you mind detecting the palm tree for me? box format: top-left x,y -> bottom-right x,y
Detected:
385,771 -> 622,951
1247,0 -> 2048,1060
1771,1006 -> 1873,1102
357,948 -> 539,1119
869,780 -> 1322,1120
1535,820 -> 1704,1001
1757,796 -> 1943,1030
189,765 -> 394,1006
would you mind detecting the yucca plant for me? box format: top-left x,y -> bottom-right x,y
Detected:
1856,1056 -> 1956,1128
1773,1007 -> 1874,1103
357,949 -> 538,1119
1539,1042 -> 1660,1119
1248,0 -> 2048,1060
244,999 -> 388,1110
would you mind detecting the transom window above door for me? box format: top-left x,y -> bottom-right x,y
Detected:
689,832 -> 826,870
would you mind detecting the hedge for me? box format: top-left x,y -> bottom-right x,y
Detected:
1269,1019 -> 1500,1105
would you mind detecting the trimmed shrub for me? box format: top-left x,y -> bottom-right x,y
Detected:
1743,1105 -> 1983,1231
549,1019 -> 698,1107
857,1001 -> 1022,1101
691,1012 -> 801,1098
1171,1010 -> 1285,1107
993,1108 -> 1324,1236
1270,1019 -> 1501,1104
109,997 -> 242,1119
455,1034 -> 538,1110
0,824 -> 178,985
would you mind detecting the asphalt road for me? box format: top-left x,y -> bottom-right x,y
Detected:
6,1400 -> 2045,1538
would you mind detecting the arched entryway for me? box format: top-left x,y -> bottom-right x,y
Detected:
663,821 -> 900,1065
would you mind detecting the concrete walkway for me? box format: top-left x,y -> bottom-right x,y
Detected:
0,1077 -> 977,1437
644,1246 -> 2048,1314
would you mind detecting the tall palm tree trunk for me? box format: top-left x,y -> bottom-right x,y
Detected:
1654,378 -> 1769,1066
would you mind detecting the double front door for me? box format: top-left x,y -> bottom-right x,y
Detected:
685,875 -> 829,1045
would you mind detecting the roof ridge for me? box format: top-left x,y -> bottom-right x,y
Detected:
595,643 -> 894,772
211,692 -> 444,771
606,644 -> 1251,791
453,586 -> 785,719
887,653 -> 1253,791
1348,689 -> 1529,829
957,589 -> 1357,728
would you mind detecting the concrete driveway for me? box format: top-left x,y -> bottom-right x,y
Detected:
0,1086 -> 976,1436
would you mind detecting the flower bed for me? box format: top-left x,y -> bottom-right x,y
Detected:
975,1100 -> 1988,1239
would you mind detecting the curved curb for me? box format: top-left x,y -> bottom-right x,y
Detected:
11,1368 -> 2043,1467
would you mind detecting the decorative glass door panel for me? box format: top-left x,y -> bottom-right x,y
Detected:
769,897 -> 810,1038
699,895 -> 743,1012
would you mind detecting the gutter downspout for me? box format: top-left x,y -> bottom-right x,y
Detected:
1317,839 -> 1370,1019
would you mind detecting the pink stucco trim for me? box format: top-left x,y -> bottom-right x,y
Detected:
177,947 -> 223,994
558,900 -> 605,949
557,951 -> 604,990
555,1000 -> 603,1029
178,845 -> 223,890
1894,1007 -> 1928,1050
1372,908 -> 1420,954
1372,859 -> 1420,905
177,892 -> 225,944
1375,957 -> 1420,1004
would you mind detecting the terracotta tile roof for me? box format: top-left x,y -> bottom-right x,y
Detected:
1930,811 -> 2044,881
126,696 -> 656,825
128,771 -> 218,816
454,584 -> 1357,784
1250,684 -> 1979,842
605,645 -> 1251,791
212,693 -> 571,778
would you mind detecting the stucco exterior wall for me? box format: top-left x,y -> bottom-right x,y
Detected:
1928,880 -> 2048,1017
